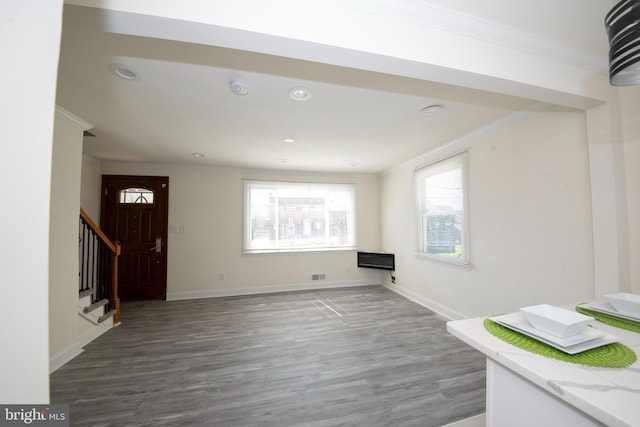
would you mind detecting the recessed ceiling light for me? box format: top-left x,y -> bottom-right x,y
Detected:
230,79 -> 249,95
421,104 -> 444,114
289,86 -> 312,101
278,158 -> 288,163
108,63 -> 137,80
283,138 -> 295,143
351,162 -> 360,167
192,152 -> 205,158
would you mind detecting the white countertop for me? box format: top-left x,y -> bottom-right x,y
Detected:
447,314 -> 640,427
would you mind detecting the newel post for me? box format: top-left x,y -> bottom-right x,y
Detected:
111,241 -> 121,323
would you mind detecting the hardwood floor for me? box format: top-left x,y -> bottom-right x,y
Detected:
50,286 -> 486,426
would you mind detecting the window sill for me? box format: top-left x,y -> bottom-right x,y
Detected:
415,253 -> 472,271
244,247 -> 357,255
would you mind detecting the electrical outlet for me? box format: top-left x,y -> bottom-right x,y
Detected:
219,273 -> 225,281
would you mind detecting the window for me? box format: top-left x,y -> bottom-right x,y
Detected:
244,180 -> 355,253
119,187 -> 154,204
415,152 -> 468,265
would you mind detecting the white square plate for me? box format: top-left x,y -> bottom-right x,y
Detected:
581,301 -> 640,322
491,312 -> 618,354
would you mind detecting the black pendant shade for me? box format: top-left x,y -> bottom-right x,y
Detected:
606,0 -> 640,86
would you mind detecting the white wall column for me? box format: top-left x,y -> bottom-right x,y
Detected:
49,108 -> 93,371
0,0 -> 64,403
586,101 -> 630,297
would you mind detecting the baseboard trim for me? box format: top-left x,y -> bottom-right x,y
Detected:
167,279 -> 381,301
50,319 -> 118,373
79,319 -> 117,348
383,284 -> 467,321
50,342 -> 84,374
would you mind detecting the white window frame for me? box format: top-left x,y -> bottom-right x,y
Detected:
415,152 -> 470,267
244,180 -> 356,254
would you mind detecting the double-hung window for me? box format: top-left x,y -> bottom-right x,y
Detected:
415,152 -> 469,265
244,180 -> 356,253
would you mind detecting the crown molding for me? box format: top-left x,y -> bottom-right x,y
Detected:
55,105 -> 93,131
322,0 -> 607,74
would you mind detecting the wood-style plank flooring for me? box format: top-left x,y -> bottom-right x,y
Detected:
50,285 -> 486,426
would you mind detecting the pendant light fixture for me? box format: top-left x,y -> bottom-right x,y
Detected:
605,0 -> 640,86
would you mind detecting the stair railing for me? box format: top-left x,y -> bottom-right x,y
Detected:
79,208 -> 120,324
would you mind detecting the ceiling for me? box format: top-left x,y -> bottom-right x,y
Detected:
56,1 -> 615,174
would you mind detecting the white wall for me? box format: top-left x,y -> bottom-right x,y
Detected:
81,155 -> 102,220
49,111 -> 87,366
620,86 -> 640,293
585,99 -> 631,298
0,0 -> 63,403
49,109 -> 98,372
99,162 -> 383,298
381,109 -> 595,318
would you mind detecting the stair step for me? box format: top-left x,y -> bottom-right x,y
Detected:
79,289 -> 93,298
98,310 -> 116,323
83,299 -> 109,314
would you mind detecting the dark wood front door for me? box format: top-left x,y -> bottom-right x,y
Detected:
101,175 -> 169,300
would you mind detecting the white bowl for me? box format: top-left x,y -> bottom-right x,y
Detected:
603,293 -> 640,316
519,304 -> 593,338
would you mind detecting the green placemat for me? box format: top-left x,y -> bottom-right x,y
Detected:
484,317 -> 637,368
575,304 -> 640,334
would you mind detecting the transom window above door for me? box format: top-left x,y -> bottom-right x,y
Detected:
119,187 -> 155,204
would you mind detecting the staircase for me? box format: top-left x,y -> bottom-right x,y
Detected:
78,209 -> 120,330
79,291 -> 115,324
